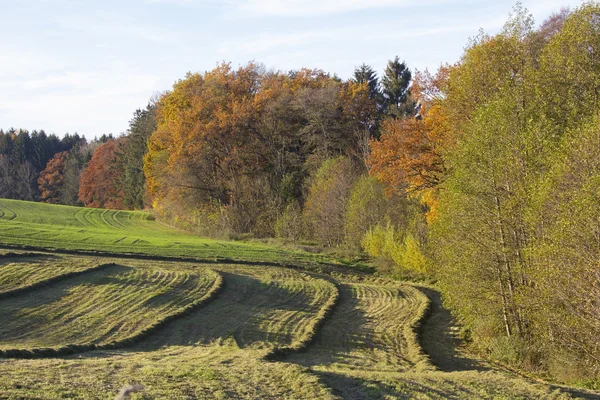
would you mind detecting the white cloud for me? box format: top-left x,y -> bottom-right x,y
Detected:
145,0 -> 455,17
218,19 -> 504,57
0,67 -> 161,136
237,0 -> 408,16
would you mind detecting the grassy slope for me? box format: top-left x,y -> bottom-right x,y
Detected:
0,259 -> 342,399
0,199 -> 598,399
0,255 -> 98,294
1,259 -> 590,399
0,199 -> 349,267
0,262 -> 219,350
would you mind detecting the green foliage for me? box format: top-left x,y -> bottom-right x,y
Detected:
381,56 -> 414,117
362,222 -> 428,276
274,201 -> 304,243
344,175 -> 387,249
0,129 -> 84,202
303,157 -> 357,247
353,63 -> 380,101
401,234 -> 428,274
429,2 -> 600,383
526,116 -> 600,379
122,104 -> 157,210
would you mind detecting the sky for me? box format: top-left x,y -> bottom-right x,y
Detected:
0,0 -> 586,138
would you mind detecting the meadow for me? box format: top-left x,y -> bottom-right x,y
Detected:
0,199 -> 351,268
0,200 -> 598,399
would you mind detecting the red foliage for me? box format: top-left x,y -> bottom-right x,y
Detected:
78,139 -> 126,209
38,151 -> 69,204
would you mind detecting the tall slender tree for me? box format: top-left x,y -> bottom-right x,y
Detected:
353,63 -> 380,101
381,56 -> 414,118
123,104 -> 157,209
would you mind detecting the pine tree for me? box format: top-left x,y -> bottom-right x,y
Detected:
353,63 -> 380,101
123,105 -> 156,209
381,56 -> 414,118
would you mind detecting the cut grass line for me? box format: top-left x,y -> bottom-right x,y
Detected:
0,268 -> 224,359
402,284 -> 435,372
0,243 -> 366,275
265,278 -> 340,360
0,262 -> 114,300
0,203 -> 17,220
111,211 -> 129,229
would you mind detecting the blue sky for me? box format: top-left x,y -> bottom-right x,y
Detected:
0,0 -> 586,138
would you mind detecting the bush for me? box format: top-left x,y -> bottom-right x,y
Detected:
344,175 -> 387,249
362,222 -> 428,276
303,157 -> 357,247
274,201 -> 304,243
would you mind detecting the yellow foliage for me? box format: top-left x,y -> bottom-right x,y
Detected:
362,223 -> 428,274
401,234 -> 428,274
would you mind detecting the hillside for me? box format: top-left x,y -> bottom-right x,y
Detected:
0,200 -> 599,399
0,198 -> 351,268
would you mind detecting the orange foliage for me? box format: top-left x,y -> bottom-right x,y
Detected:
38,151 -> 68,204
145,63 -> 262,210
78,139 -> 127,209
369,67 -> 451,222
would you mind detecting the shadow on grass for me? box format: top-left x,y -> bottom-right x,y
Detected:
0,264 -> 131,345
0,251 -> 60,264
418,287 -> 487,372
312,370 -> 489,400
127,271 -> 322,351
285,283 -> 371,369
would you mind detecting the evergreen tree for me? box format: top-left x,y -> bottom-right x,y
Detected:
381,56 -> 414,117
123,105 -> 157,209
353,63 -> 380,101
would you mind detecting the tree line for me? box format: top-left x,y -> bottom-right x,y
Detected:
3,2 -> 600,385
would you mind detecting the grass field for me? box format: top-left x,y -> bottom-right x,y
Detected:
0,199 -> 355,268
0,254 -> 98,295
0,261 -> 220,352
0,200 -> 599,399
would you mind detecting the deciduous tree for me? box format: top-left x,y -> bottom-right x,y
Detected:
79,138 -> 127,209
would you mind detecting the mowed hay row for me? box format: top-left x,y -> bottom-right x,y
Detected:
0,257 -> 100,297
264,277 -> 339,359
0,345 -> 338,400
0,264 -> 222,357
288,280 -> 428,373
401,285 -> 434,372
139,266 -> 337,351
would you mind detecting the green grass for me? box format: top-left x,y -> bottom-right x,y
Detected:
0,345 -> 337,399
1,256 -> 593,399
0,261 -> 219,351
288,278 -> 424,373
136,264 -> 337,351
0,199 -> 599,398
0,199 -> 353,268
0,255 -> 98,295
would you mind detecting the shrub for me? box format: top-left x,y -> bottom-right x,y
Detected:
344,175 -> 387,249
274,201 -> 304,243
362,222 -> 428,275
303,157 -> 357,247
